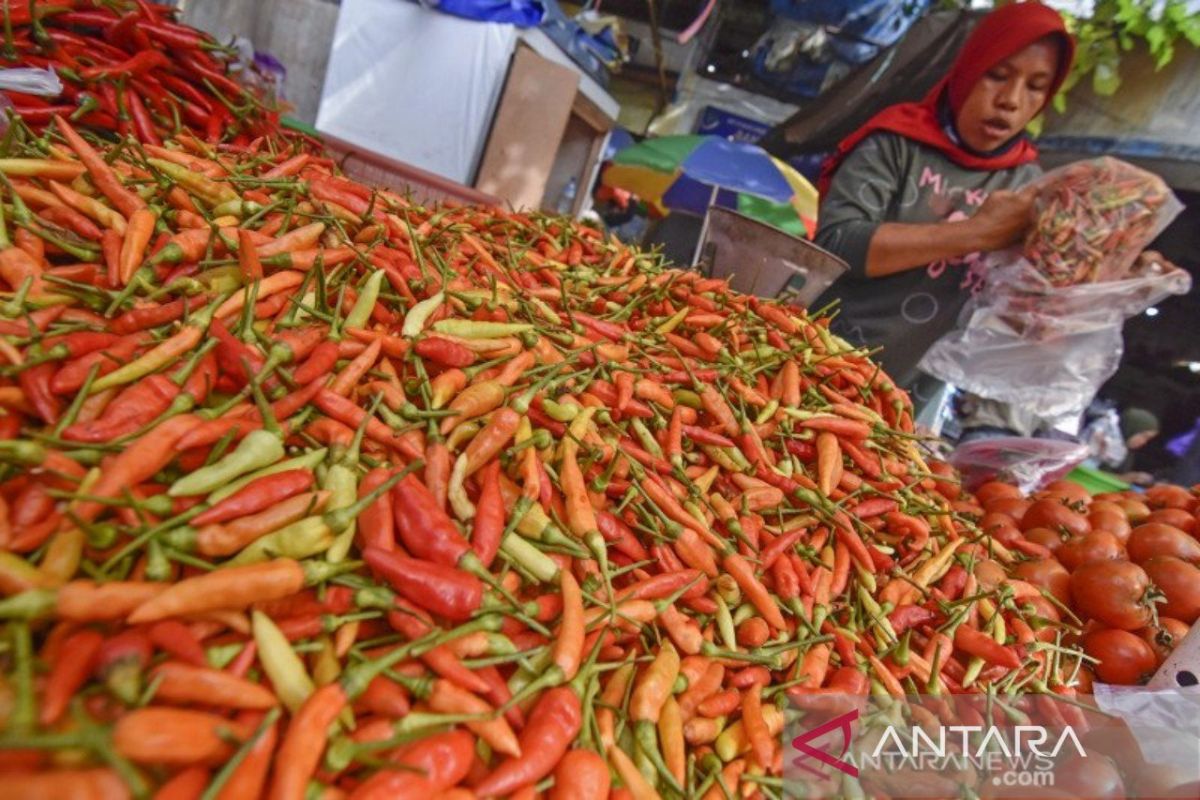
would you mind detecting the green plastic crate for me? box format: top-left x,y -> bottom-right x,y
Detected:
1066,465 -> 1129,495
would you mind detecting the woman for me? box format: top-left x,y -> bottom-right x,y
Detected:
813,2 -> 1075,421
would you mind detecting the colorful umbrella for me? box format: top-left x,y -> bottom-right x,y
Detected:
600,134 -> 819,238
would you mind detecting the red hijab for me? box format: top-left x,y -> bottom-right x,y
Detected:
818,2 -> 1075,195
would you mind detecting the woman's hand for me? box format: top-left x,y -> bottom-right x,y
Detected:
967,187 -> 1035,251
862,186 -> 1035,278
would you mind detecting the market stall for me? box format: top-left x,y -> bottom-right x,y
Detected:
0,3 -> 1196,799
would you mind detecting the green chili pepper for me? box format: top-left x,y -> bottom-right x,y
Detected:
342,269 -> 385,332
401,290 -> 444,337
168,428 -> 284,497
431,319 -> 534,339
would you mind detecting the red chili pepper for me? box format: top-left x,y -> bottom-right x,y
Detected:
937,564 -> 969,601
470,460 -> 503,568
292,341 -> 338,385
415,336 -> 476,368
179,51 -> 245,98
50,333 -> 147,394
61,373 -> 178,442
356,675 -> 411,718
681,424 -> 736,448
79,49 -> 170,80
357,467 -> 396,552
126,89 -> 161,145
38,205 -> 103,241
596,510 -> 649,562
139,19 -> 207,50
190,469 -> 314,527
954,624 -> 1021,669
474,686 -> 582,797
210,318 -> 263,386
616,569 -> 707,603
157,73 -> 213,113
57,11 -> 122,28
887,604 -> 940,635
384,601 -> 491,696
391,473 -> 471,567
40,629 -> 104,726
147,620 -> 208,667
365,547 -> 483,622
18,364 -> 62,425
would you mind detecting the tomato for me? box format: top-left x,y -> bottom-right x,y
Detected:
1070,560 -> 1154,630
1144,484 -> 1197,512
1056,530 -> 1125,572
975,481 -> 1022,505
1084,628 -> 1157,684
1054,753 -> 1125,798
1012,558 -> 1071,606
1087,509 -> 1132,543
1126,522 -> 1200,565
1116,498 -> 1151,523
1137,617 -> 1189,664
1020,498 -> 1090,537
1038,479 -> 1091,507
1142,555 -> 1200,623
1146,507 -> 1196,535
971,558 -> 1008,592
1089,499 -> 1127,517
984,496 -> 1030,521
1021,526 -> 1066,553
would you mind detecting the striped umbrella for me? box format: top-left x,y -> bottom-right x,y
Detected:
600,134 -> 818,238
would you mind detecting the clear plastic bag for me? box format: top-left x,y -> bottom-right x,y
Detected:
0,67 -> 62,97
920,159 -> 1190,423
948,436 -> 1090,494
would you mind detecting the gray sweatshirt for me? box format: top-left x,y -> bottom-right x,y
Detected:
813,132 -> 1041,390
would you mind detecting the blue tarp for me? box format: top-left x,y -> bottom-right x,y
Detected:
753,0 -> 932,99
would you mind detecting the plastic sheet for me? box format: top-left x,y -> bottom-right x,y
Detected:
316,0 -> 517,185
921,159 -> 1189,424
0,66 -> 61,96
948,436 -> 1091,494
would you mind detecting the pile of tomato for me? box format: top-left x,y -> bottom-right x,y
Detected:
958,478 -> 1199,686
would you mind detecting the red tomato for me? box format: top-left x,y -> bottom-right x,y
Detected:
1146,507 -> 1196,535
1144,484 -> 1197,512
1084,628 -> 1157,684
1142,555 -> 1200,623
975,481 -> 1022,506
1054,754 -> 1125,799
1012,558 -> 1071,606
984,496 -> 1030,521
1116,498 -> 1151,523
1038,479 -> 1092,507
1088,509 -> 1132,543
1021,526 -> 1066,553
1056,530 -> 1125,572
1070,560 -> 1154,630
1126,522 -> 1200,565
1137,617 -> 1190,664
1021,498 -> 1090,537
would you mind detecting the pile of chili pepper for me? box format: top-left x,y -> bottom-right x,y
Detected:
1023,157 -> 1176,286
0,114 -> 1089,800
0,0 -> 299,147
